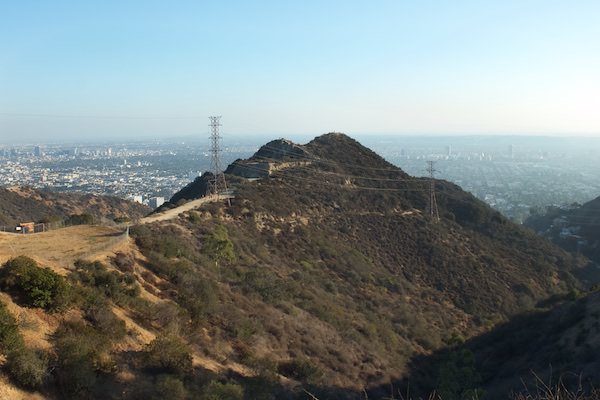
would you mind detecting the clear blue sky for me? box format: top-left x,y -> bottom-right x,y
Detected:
1,1 -> 599,142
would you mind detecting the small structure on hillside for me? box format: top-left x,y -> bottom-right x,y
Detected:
19,222 -> 35,233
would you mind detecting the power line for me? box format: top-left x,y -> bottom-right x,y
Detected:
246,153 -> 416,182
231,159 -> 428,192
426,160 -> 440,223
208,116 -> 230,206
0,112 -> 203,120
251,141 -> 404,173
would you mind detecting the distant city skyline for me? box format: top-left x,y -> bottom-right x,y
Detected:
1,1 -> 599,142
3,135 -> 600,223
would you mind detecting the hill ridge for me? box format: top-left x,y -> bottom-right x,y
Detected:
0,132 -> 595,399
145,132 -> 590,393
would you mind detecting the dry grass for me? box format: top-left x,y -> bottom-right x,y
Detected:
0,293 -> 56,351
0,374 -> 46,400
0,225 -> 126,270
513,372 -> 600,400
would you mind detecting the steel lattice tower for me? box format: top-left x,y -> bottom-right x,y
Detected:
426,160 -> 440,222
208,116 -> 229,204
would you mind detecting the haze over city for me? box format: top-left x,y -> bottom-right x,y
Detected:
4,3 -> 600,399
1,1 -> 600,143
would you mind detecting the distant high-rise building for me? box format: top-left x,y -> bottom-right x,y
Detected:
446,145 -> 452,156
148,197 -> 165,209
509,144 -> 514,159
107,147 -> 112,157
34,146 -> 43,157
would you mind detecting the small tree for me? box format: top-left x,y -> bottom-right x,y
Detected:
203,225 -> 236,265
143,334 -> 193,375
436,349 -> 483,400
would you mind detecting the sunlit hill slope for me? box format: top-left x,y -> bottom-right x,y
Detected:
0,133 -> 595,399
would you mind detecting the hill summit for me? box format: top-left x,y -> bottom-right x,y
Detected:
1,133 -> 593,399
149,132 -> 588,394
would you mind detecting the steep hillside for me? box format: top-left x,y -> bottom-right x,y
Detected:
525,196 -> 600,267
402,291 -> 600,400
128,133 -> 587,396
167,174 -> 212,206
0,133 -> 594,400
0,186 -> 150,227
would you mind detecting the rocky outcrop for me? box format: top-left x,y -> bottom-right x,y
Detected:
253,139 -> 311,161
226,139 -> 313,179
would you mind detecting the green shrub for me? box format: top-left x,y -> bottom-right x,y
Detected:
130,224 -> 154,249
278,357 -> 322,383
202,381 -> 244,400
152,375 -> 188,400
0,256 -> 72,311
436,349 -> 482,400
5,348 -> 48,389
203,225 -> 236,265
67,213 -> 95,225
240,269 -> 285,303
176,272 -> 218,322
143,334 -> 193,375
0,301 -> 24,353
71,260 -> 139,305
146,301 -> 188,332
53,320 -> 114,397
83,298 -> 127,338
187,211 -> 202,223
130,225 -> 194,259
111,251 -> 135,273
0,302 -> 47,389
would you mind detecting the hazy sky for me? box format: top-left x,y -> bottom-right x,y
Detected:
1,1 -> 599,143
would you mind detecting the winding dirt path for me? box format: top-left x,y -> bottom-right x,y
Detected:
140,194 -> 233,224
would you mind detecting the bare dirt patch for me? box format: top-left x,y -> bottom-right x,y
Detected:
140,195 -> 232,224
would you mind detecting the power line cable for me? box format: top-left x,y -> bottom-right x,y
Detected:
0,112 -> 203,120
229,161 -> 428,192
245,153 -> 418,182
250,142 -> 405,173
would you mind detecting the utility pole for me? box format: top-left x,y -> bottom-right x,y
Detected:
208,116 -> 230,206
426,160 -> 440,223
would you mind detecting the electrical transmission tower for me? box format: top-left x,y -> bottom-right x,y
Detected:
426,160 -> 440,222
208,116 -> 230,205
